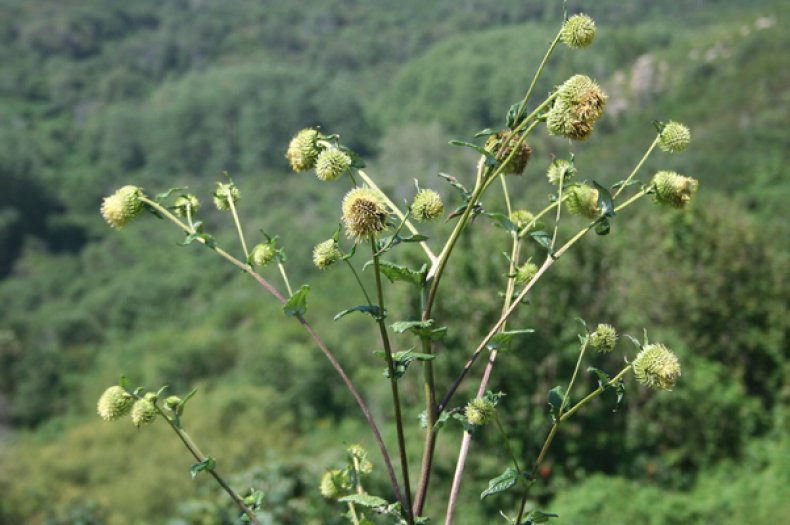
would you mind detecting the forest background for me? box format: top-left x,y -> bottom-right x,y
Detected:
0,0 -> 787,524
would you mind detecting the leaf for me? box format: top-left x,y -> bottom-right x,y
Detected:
613,378 -> 626,412
529,230 -> 552,251
485,212 -> 518,233
480,466 -> 519,500
587,367 -> 610,389
375,349 -> 434,379
438,172 -> 471,198
595,217 -> 611,236
391,319 -> 447,340
449,139 -> 497,166
341,243 -> 357,261
398,234 -> 429,243
334,304 -> 383,321
475,128 -> 496,137
155,186 -> 188,203
486,329 -> 534,352
611,178 -> 642,191
624,334 -> 642,349
506,101 -> 527,129
338,494 -> 389,508
364,261 -> 427,287
282,285 -> 309,317
190,457 -> 216,479
521,510 -> 559,524
180,232 -> 217,248
547,386 -> 564,422
593,181 -> 615,218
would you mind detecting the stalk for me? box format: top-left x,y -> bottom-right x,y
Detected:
612,137 -> 659,200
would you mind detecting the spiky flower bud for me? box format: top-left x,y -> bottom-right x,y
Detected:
320,469 -> 346,499
546,159 -> 577,185
632,343 -> 681,391
341,187 -> 388,241
164,396 -> 182,411
100,185 -> 144,229
312,239 -> 341,269
510,209 -> 535,231
561,14 -> 597,48
97,386 -> 134,421
514,261 -> 539,286
658,121 -> 691,153
589,324 -> 618,353
547,75 -> 607,141
486,130 -> 533,175
131,393 -> 158,428
213,182 -> 240,211
286,128 -> 321,172
652,171 -> 699,208
347,444 -> 374,475
565,185 -> 600,219
466,398 -> 496,426
251,243 -> 276,267
173,194 -> 200,218
315,148 -> 352,182
411,189 -> 444,222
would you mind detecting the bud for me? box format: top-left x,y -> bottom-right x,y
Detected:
411,189 -> 444,222
546,99 -> 594,141
558,75 -> 607,122
510,209 -> 535,231
560,14 -> 597,49
658,121 -> 691,153
164,395 -> 182,411
341,187 -> 388,241
514,261 -> 539,286
131,393 -> 158,427
100,185 -> 144,229
632,343 -> 681,391
347,444 -> 373,475
312,239 -> 341,269
315,148 -> 352,182
466,398 -> 496,426
97,386 -> 134,421
652,171 -> 699,209
564,184 -> 600,219
173,194 -> 200,218
213,182 -> 240,211
589,324 -> 618,353
319,469 -> 346,499
485,130 -> 533,175
286,128 -> 321,172
546,159 -> 577,185
250,243 -> 276,267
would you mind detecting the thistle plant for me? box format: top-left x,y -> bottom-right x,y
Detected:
95,3 -> 699,524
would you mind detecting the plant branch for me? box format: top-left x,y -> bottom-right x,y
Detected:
612,137 -> 659,200
227,196 -> 250,260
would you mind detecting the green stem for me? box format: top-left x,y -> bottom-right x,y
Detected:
549,172 -> 565,251
371,239 -> 414,525
343,259 -> 374,306
560,339 -> 589,413
494,413 -> 529,490
516,197 -> 566,239
515,31 -> 562,122
277,260 -> 294,297
226,196 -> 250,260
612,137 -> 659,200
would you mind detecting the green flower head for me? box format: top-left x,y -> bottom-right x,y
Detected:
589,323 -> 618,353
173,194 -> 200,218
632,343 -> 681,391
652,171 -> 699,208
561,14 -> 597,49
466,398 -> 496,426
250,242 -> 276,267
510,209 -> 535,231
411,189 -> 444,222
97,385 -> 134,421
315,148 -> 352,181
286,128 -> 321,172
514,261 -> 539,286
546,159 -> 577,185
213,182 -> 240,211
319,469 -> 348,500
101,185 -> 144,229
342,187 -> 388,241
565,184 -> 600,219
131,393 -> 158,428
312,239 -> 341,269
659,121 -> 691,153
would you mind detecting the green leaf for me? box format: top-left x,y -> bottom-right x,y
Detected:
449,139 -> 497,166
587,367 -> 610,389
486,329 -> 534,352
506,101 -> 527,129
180,232 -> 217,248
334,304 -> 383,321
190,457 -> 216,479
485,212 -> 518,233
521,510 -> 559,524
593,181 -> 615,218
155,186 -> 188,203
341,243 -> 357,261
438,172 -> 471,199
338,494 -> 388,508
365,261 -> 427,287
480,466 -> 519,500
594,217 -> 611,236
529,230 -> 552,251
282,285 -> 309,317
547,386 -> 564,422
391,319 -> 447,340
475,128 -> 496,138
375,349 -> 434,379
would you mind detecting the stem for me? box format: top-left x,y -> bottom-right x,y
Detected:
138,196 -> 406,513
513,365 -> 631,523
561,339 -> 589,413
517,197 -> 565,239
612,137 -> 659,200
343,259 -> 374,306
515,31 -> 562,123
371,239 -> 415,525
494,413 -> 528,489
549,172 -> 565,251
155,407 -> 261,525
226,196 -> 250,260
356,169 -> 437,264
277,260 -> 294,296
412,288 -> 437,517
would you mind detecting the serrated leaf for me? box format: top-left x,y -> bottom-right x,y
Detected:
486,329 -> 534,352
375,349 -> 433,379
587,367 -> 610,389
282,285 -> 309,317
547,386 -> 564,422
155,186 -> 188,203
449,139 -> 497,166
334,304 -> 383,321
391,319 -> 447,340
485,212 -> 518,233
190,457 -> 216,479
529,230 -> 552,250
338,494 -> 389,508
480,466 -> 519,500
365,261 -> 426,287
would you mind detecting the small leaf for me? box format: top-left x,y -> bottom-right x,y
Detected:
398,234 -> 429,242
438,172 -> 471,198
506,101 -> 527,129
485,212 -> 518,233
587,367 -> 610,389
486,329 -> 534,352
529,230 -> 552,250
155,186 -> 188,203
449,140 -> 497,166
522,510 -> 559,524
335,304 -> 383,321
282,285 -> 309,317
593,181 -> 615,218
547,386 -> 564,422
375,349 -> 433,379
391,319 -> 447,340
611,178 -> 641,191
624,334 -> 642,349
180,232 -> 216,248
341,243 -> 357,261
338,494 -> 388,508
475,128 -> 496,137
365,261 -> 427,287
190,457 -> 216,479
480,466 -> 519,500
594,217 -> 611,236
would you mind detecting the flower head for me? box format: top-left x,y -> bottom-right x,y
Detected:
312,239 -> 341,269
315,148 -> 352,181
213,182 -> 240,211
589,324 -> 618,353
286,128 -> 321,172
100,185 -> 144,229
510,209 -> 535,231
652,171 -> 698,208
466,398 -> 496,426
561,14 -> 597,48
565,184 -> 600,219
546,159 -> 577,185
251,243 -> 276,267
411,189 -> 444,222
173,194 -> 200,218
347,444 -> 373,475
341,187 -> 388,241
658,121 -> 691,153
97,386 -> 134,421
632,343 -> 681,391
131,393 -> 158,427
486,130 -> 533,175
514,261 -> 539,286
547,75 -> 607,140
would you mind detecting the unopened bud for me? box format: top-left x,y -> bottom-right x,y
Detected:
213,182 -> 240,211
173,194 -> 200,218
565,184 -> 600,219
286,128 -> 321,172
652,171 -> 698,209
411,189 -> 444,222
514,261 -> 539,286
251,243 -> 276,267
589,324 -> 618,353
510,209 -> 535,231
312,239 -> 341,269
315,148 -> 352,182
131,393 -> 158,428
658,121 -> 691,153
632,343 -> 681,391
101,185 -> 144,229
561,14 -> 597,49
546,159 -> 577,185
97,386 -> 134,421
466,398 -> 496,426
